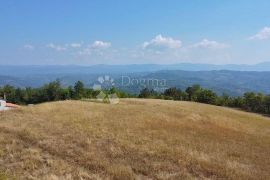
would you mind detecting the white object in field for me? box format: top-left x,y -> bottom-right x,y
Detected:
0,100 -> 9,111
0,100 -> 6,107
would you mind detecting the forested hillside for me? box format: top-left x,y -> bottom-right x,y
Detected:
1,70 -> 270,96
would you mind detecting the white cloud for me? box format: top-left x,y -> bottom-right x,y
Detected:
249,27 -> 270,40
143,34 -> 182,49
46,43 -> 67,51
91,41 -> 111,49
23,44 -> 34,50
190,39 -> 229,49
132,36 -> 231,64
70,43 -> 82,48
78,41 -> 111,56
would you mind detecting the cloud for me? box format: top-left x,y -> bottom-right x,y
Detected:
143,34 -> 182,49
70,43 -> 82,48
190,39 -> 229,49
132,36 -> 231,64
46,43 -> 67,51
91,41 -> 111,49
78,41 -> 111,56
23,44 -> 34,50
249,27 -> 270,40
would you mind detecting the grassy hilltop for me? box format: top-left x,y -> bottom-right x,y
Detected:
0,99 -> 270,179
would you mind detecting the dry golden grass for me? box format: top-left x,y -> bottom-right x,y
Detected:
0,99 -> 270,179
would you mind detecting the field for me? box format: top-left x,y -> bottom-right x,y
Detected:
0,99 -> 270,179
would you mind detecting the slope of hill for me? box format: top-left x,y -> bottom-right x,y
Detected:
0,99 -> 270,179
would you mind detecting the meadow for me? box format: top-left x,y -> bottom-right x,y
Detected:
0,99 -> 270,179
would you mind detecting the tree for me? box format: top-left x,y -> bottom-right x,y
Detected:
243,92 -> 257,111
164,87 -> 178,100
230,96 -> 244,108
74,81 -> 85,99
254,93 -> 265,113
14,88 -> 25,104
185,84 -> 201,101
164,87 -> 187,100
196,89 -> 217,104
216,93 -> 231,106
264,95 -> 270,114
2,85 -> 16,102
67,86 -> 75,99
43,80 -> 62,101
138,88 -> 157,98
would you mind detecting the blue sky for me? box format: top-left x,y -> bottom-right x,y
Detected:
1,0 -> 270,65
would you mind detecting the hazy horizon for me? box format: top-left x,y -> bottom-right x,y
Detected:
1,61 -> 270,67
0,62 -> 268,66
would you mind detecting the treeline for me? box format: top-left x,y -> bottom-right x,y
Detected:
1,81 -> 270,115
0,80 -> 132,104
138,85 -> 270,115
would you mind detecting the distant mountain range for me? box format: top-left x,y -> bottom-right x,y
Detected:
1,62 -> 270,96
136,70 -> 270,96
1,62 -> 270,76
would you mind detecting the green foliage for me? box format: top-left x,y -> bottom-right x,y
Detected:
138,86 -> 270,115
0,81 -> 132,105
1,80 -> 270,116
74,81 -> 85,99
185,84 -> 201,101
196,89 -> 217,104
138,88 -> 157,98
164,87 -> 188,100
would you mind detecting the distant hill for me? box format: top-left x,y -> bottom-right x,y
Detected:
0,99 -> 269,179
0,75 -> 28,87
1,63 -> 270,95
134,70 -> 270,95
1,70 -> 270,96
1,62 -> 270,76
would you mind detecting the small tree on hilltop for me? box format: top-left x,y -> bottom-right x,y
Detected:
185,84 -> 201,101
74,81 -> 85,99
197,89 -> 217,104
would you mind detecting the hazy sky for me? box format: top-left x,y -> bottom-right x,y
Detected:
1,0 -> 270,65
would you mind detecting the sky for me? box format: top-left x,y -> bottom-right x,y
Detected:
0,0 -> 270,65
